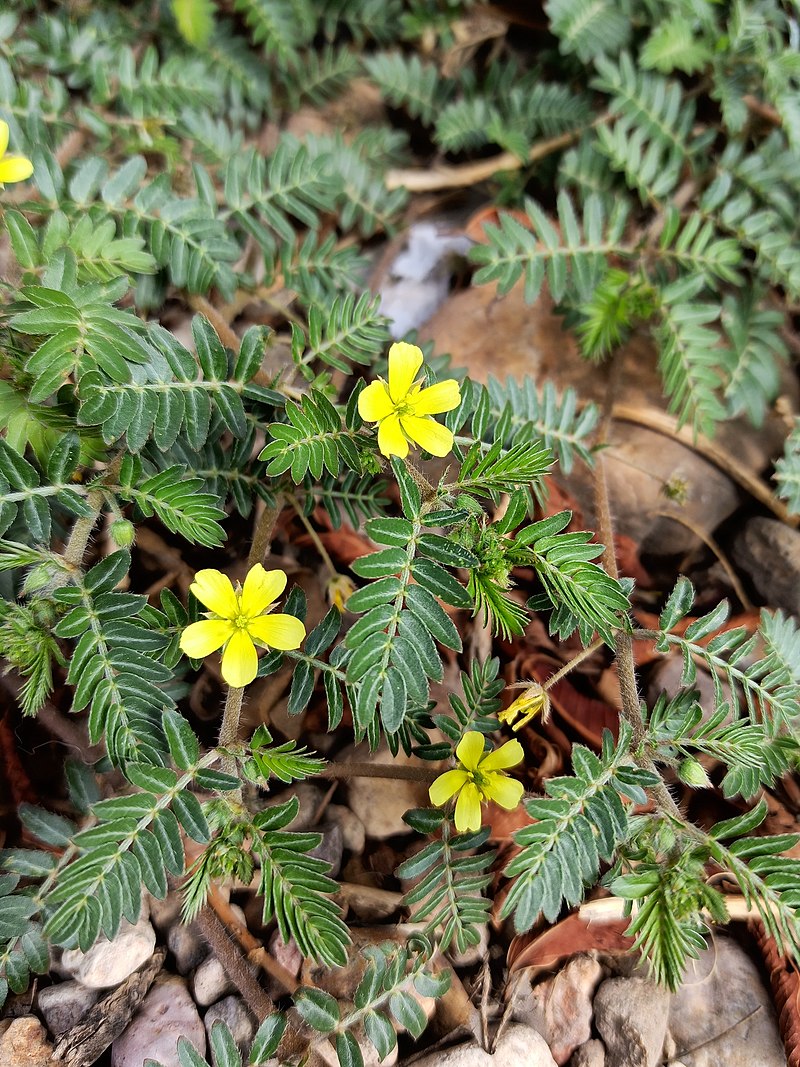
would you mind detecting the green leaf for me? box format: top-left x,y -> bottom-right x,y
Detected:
249,1014 -> 286,1064
295,988 -> 341,1032
389,990 -> 427,1038
336,1032 -> 364,1067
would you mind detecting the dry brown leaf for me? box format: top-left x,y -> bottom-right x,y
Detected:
750,920 -> 800,1067
507,911 -> 636,974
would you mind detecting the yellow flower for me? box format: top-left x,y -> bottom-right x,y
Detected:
429,731 -> 524,833
326,573 -> 356,613
0,121 -> 33,186
498,684 -> 549,732
180,565 -> 305,689
358,341 -> 460,459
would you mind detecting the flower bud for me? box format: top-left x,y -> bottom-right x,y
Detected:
110,519 -> 136,548
677,756 -> 711,789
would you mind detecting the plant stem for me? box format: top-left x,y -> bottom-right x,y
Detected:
595,362 -> 684,822
286,494 -> 337,578
543,637 -> 606,691
217,685 -> 244,789
248,495 -> 284,569
316,762 -> 440,784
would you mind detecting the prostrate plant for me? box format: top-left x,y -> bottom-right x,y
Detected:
1,2 -> 800,1063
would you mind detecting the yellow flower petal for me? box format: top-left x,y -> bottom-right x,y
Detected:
484,773 -> 524,810
190,569 -> 239,620
0,156 -> 33,184
358,380 -> 395,423
412,380 -> 461,416
479,738 -> 524,772
429,768 -> 469,806
247,612 -> 305,650
454,781 -> 483,832
388,342 -> 423,403
220,628 -> 258,688
377,413 -> 409,458
455,731 -> 486,771
180,619 -> 234,658
0,121 -> 9,158
399,414 -> 454,457
240,564 -> 286,618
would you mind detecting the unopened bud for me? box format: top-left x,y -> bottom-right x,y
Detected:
677,756 -> 711,789
110,519 -> 136,548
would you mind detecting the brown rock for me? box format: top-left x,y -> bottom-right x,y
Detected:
0,1017 -> 54,1067
512,954 -> 604,1065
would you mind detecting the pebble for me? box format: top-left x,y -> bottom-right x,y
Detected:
309,821 -> 344,877
0,1016 -> 54,1067
60,916 -> 156,989
346,745 -> 432,840
594,976 -> 669,1067
191,955 -> 235,1007
326,804 -> 366,854
732,516 -> 800,615
204,996 -> 256,1056
37,979 -> 99,1036
569,1039 -> 606,1067
111,976 -> 205,1067
167,921 -> 208,975
407,1024 -> 557,1067
664,936 -> 786,1066
514,954 -> 603,1065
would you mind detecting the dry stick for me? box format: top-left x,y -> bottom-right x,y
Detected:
208,885 -> 301,995
654,509 -> 755,612
385,126 -> 587,192
612,403 -> 799,529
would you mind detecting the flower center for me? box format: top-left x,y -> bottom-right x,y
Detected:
233,613 -> 250,630
470,769 -> 488,789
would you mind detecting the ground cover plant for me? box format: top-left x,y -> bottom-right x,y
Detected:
1,0 -> 800,1064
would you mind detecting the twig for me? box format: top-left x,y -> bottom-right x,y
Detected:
612,403 -> 799,529
543,637 -> 606,691
385,127 -> 588,192
654,510 -> 755,611
208,885 -> 300,995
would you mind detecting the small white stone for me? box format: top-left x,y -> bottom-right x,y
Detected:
408,1024 -> 557,1067
61,917 -> 156,989
191,955 -> 235,1007
111,976 -> 205,1067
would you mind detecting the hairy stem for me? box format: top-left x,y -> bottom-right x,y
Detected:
544,637 -> 606,690
595,359 -> 683,821
248,495 -> 284,569
316,762 -> 440,784
217,685 -> 244,789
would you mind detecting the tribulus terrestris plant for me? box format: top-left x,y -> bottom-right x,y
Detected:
1,0 -> 800,1063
